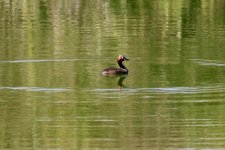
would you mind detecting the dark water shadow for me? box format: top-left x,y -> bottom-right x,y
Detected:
101,74 -> 128,89
116,74 -> 128,89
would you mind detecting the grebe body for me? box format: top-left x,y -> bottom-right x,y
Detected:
101,55 -> 129,75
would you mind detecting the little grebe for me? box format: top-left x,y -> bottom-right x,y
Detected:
101,55 -> 129,75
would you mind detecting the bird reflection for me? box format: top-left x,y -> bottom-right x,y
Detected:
117,74 -> 127,89
101,74 -> 128,89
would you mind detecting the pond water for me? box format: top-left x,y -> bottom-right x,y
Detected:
1,0 -> 225,149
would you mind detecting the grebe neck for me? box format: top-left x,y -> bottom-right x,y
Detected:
118,60 -> 128,70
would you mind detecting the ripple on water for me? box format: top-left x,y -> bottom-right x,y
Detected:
88,84 -> 225,100
0,86 -> 70,92
190,59 -> 225,67
0,58 -> 91,63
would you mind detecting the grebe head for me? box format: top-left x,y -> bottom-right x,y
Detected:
117,55 -> 129,62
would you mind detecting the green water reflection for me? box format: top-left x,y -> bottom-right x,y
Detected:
0,0 -> 225,149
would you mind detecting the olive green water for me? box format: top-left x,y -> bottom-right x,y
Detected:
1,0 -> 225,149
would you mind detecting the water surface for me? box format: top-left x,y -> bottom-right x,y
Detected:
0,0 -> 225,149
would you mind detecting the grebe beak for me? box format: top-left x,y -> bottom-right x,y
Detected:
123,56 -> 129,61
